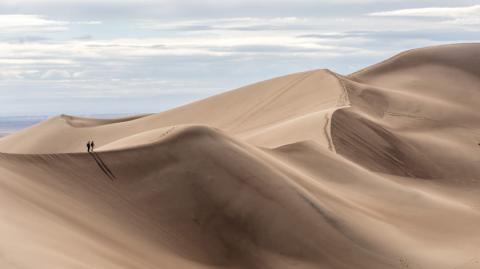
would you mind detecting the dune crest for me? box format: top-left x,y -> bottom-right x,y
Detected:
1,43 -> 480,269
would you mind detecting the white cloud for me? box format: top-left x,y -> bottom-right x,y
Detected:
0,58 -> 73,65
0,14 -> 102,34
369,5 -> 480,25
369,5 -> 480,17
0,14 -> 68,33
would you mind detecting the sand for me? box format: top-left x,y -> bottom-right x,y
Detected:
0,43 -> 479,268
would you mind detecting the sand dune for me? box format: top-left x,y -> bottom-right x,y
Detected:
0,43 -> 479,268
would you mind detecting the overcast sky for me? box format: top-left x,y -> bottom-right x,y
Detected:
1,0 -> 479,116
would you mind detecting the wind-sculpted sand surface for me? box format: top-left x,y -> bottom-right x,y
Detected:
0,43 -> 479,268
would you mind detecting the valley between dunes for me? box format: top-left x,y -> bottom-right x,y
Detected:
0,43 -> 479,269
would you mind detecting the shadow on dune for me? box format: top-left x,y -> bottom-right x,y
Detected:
89,151 -> 116,180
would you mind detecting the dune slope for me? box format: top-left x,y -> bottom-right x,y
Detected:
0,43 -> 480,269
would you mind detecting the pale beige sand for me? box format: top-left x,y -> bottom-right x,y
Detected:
0,43 -> 479,268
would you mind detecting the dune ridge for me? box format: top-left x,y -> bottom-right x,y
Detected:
0,43 -> 479,268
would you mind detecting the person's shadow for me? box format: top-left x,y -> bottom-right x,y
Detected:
89,151 -> 116,180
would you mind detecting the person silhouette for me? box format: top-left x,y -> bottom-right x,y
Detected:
91,141 -> 95,152
87,141 -> 91,152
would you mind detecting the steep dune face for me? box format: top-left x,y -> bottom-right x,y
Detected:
0,44 -> 480,268
331,44 -> 480,180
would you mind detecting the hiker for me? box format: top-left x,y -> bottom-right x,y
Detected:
91,141 -> 95,152
86,141 -> 91,152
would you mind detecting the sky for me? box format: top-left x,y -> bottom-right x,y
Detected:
0,0 -> 479,116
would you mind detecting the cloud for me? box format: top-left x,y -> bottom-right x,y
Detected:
73,21 -> 102,25
40,69 -> 71,80
0,14 -> 102,34
369,5 -> 480,17
139,17 -> 311,31
0,14 -> 68,33
0,70 -> 24,79
369,5 -> 480,25
72,35 -> 93,40
3,35 -> 51,43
